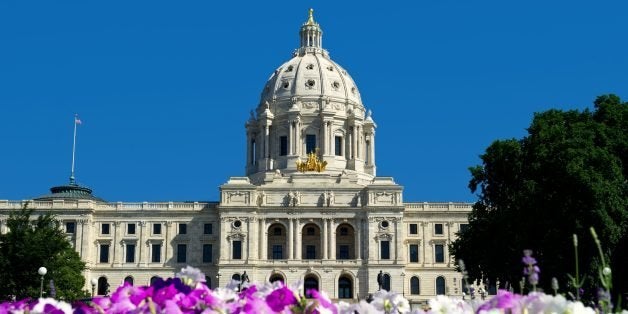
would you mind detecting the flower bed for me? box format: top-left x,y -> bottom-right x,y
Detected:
2,266 -> 622,314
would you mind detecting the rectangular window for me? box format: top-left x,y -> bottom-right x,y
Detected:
338,245 -> 350,259
65,222 -> 76,234
460,224 -> 469,233
305,245 -> 316,259
409,244 -> 419,263
177,244 -> 187,263
99,244 -> 109,263
233,241 -> 242,259
151,244 -> 161,263
381,241 -> 390,260
101,223 -> 110,235
179,223 -> 187,235
435,244 -> 445,263
127,223 -> 136,235
153,223 -> 162,235
434,223 -> 443,235
203,223 -> 213,235
335,136 -> 342,156
306,134 -> 316,154
203,244 -> 213,263
409,223 -> 418,235
280,136 -> 288,156
272,244 -> 282,259
126,244 -> 135,263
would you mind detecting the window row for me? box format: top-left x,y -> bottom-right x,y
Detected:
98,243 -> 213,264
407,223 -> 469,236
407,276 -> 447,295
406,243 -> 446,263
277,135 -> 344,157
98,222 -> 213,236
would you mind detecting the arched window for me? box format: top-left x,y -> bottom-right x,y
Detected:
97,277 -> 109,296
336,223 -> 355,260
382,274 -> 391,291
124,276 -> 134,286
410,276 -> 420,295
232,274 -> 241,281
302,223 -> 321,260
436,276 -> 446,295
269,274 -> 284,284
304,276 -> 319,298
150,276 -> 161,285
268,223 -> 286,260
338,276 -> 352,299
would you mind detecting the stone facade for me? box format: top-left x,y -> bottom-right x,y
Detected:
0,10 -> 472,306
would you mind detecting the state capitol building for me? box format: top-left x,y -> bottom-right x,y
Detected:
0,10 -> 472,305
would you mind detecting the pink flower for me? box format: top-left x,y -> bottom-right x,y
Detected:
265,286 -> 298,312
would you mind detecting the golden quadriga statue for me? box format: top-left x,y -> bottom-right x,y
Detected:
296,149 -> 327,172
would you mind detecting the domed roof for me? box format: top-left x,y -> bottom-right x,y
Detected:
34,183 -> 106,202
259,9 -> 362,107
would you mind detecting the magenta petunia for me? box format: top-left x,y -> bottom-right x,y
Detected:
265,286 -> 298,312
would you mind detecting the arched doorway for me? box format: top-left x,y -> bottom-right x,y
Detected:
268,223 -> 287,260
410,276 -> 420,295
436,276 -> 446,295
336,223 -> 355,259
303,275 -> 319,298
269,273 -> 285,284
301,223 -> 321,259
97,277 -> 109,296
150,276 -> 161,285
124,276 -> 134,286
338,276 -> 353,299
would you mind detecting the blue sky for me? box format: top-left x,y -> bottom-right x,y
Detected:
1,1 -> 627,202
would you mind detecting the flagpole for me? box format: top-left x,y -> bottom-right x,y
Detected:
70,114 -> 78,185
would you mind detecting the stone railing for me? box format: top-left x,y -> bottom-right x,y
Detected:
0,200 -> 218,211
404,202 -> 473,211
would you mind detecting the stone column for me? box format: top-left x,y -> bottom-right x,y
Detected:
259,218 -> 266,260
113,222 -> 121,266
354,219 -> 361,259
248,218 -> 258,262
421,222 -> 426,266
351,126 -> 357,160
295,219 -> 302,260
329,219 -> 336,260
395,219 -> 404,262
322,218 -> 328,259
288,219 -> 294,259
264,126 -> 270,159
219,218 -> 228,261
321,120 -> 327,155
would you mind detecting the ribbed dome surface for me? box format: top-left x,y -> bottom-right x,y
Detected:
260,53 -> 362,106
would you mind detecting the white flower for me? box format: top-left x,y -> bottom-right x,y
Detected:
428,295 -> 473,314
371,290 -> 410,313
31,298 -> 73,314
602,267 -> 612,276
175,266 -> 206,287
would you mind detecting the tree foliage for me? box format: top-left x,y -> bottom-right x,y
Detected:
451,95 -> 627,300
0,205 -> 87,301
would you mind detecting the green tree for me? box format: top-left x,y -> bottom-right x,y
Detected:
0,205 -> 88,300
451,95 -> 627,302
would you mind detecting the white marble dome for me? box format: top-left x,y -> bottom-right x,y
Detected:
259,10 -> 362,108
260,53 -> 362,106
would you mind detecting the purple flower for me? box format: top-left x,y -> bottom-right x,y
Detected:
477,289 -> 521,312
265,286 -> 298,312
522,249 -> 540,287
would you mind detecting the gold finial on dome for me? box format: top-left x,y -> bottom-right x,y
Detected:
306,8 -> 315,25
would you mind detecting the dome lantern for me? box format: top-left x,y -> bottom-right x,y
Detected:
298,9 -> 323,52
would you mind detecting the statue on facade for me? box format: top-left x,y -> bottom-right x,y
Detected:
256,191 -> 265,206
326,191 -> 335,207
377,270 -> 384,291
288,191 -> 300,206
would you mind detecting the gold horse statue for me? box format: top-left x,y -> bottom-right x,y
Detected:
296,148 -> 327,172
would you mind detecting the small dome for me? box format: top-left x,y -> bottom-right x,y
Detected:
259,9 -> 362,108
35,183 -> 106,202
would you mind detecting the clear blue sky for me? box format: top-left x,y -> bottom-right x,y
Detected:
1,1 -> 627,202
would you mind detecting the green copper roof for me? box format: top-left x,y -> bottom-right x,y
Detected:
34,183 -> 106,202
